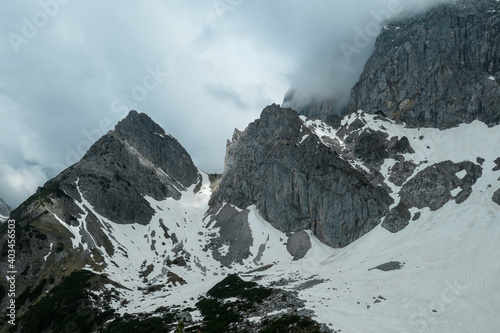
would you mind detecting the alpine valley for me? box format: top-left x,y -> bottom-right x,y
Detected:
1,1 -> 500,332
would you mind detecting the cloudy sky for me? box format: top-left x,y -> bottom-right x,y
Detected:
0,0 -> 454,208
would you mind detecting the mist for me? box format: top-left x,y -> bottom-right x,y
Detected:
255,0 -> 460,111
0,0 -> 458,208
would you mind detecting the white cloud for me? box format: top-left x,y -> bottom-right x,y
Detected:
0,0 -> 456,207
0,163 -> 48,207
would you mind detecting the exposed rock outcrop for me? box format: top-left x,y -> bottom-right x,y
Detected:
211,104 -> 393,247
493,157 -> 500,171
286,231 -> 312,260
203,204 -> 253,266
0,197 -> 10,222
347,0 -> 500,129
493,189 -> 500,206
382,202 -> 412,233
399,160 -> 482,210
388,160 -> 417,186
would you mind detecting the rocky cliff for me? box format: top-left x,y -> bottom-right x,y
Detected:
211,104 -> 393,248
286,0 -> 500,129
347,0 -> 500,129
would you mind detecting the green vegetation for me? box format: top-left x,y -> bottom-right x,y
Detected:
174,320 -> 185,333
101,315 -> 176,333
6,271 -> 326,333
196,274 -> 273,333
16,270 -> 113,333
28,279 -> 47,302
0,283 -> 5,301
196,298 -> 243,332
15,286 -> 31,309
206,274 -> 272,301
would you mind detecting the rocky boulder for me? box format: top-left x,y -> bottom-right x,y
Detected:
399,160 -> 482,210
382,202 -> 412,233
493,189 -> 500,206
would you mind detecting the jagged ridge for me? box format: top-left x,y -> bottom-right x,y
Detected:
211,104 -> 393,248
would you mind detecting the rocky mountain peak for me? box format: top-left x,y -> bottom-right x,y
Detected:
115,110 -> 166,139
1,3 -> 500,330
12,110 -> 199,227
110,110 -> 199,188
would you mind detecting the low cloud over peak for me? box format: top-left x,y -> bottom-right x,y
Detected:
0,0 -> 456,207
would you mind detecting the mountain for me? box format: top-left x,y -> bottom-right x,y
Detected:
287,0 -> 500,129
0,198 -> 10,223
1,106 -> 499,332
1,0 -> 500,332
348,0 -> 500,129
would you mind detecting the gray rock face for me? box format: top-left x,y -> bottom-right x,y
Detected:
0,197 -> 11,222
204,204 -> 253,266
493,157 -> 500,171
399,161 -> 482,210
286,231 -> 312,260
348,0 -> 500,129
113,111 -> 198,186
388,160 -> 417,187
212,104 -> 393,247
351,129 -> 390,166
336,118 -> 415,171
2,111 -> 200,313
44,111 -> 199,225
493,189 -> 500,206
382,202 -> 411,233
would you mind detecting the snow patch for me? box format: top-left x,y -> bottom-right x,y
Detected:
219,243 -> 230,256
451,187 -> 462,197
44,243 -> 53,261
456,169 -> 467,179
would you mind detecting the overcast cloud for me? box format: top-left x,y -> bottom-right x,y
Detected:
0,0 -> 455,208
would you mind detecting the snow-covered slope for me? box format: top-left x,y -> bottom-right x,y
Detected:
2,108 -> 498,332
255,112 -> 500,332
46,111 -> 499,332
